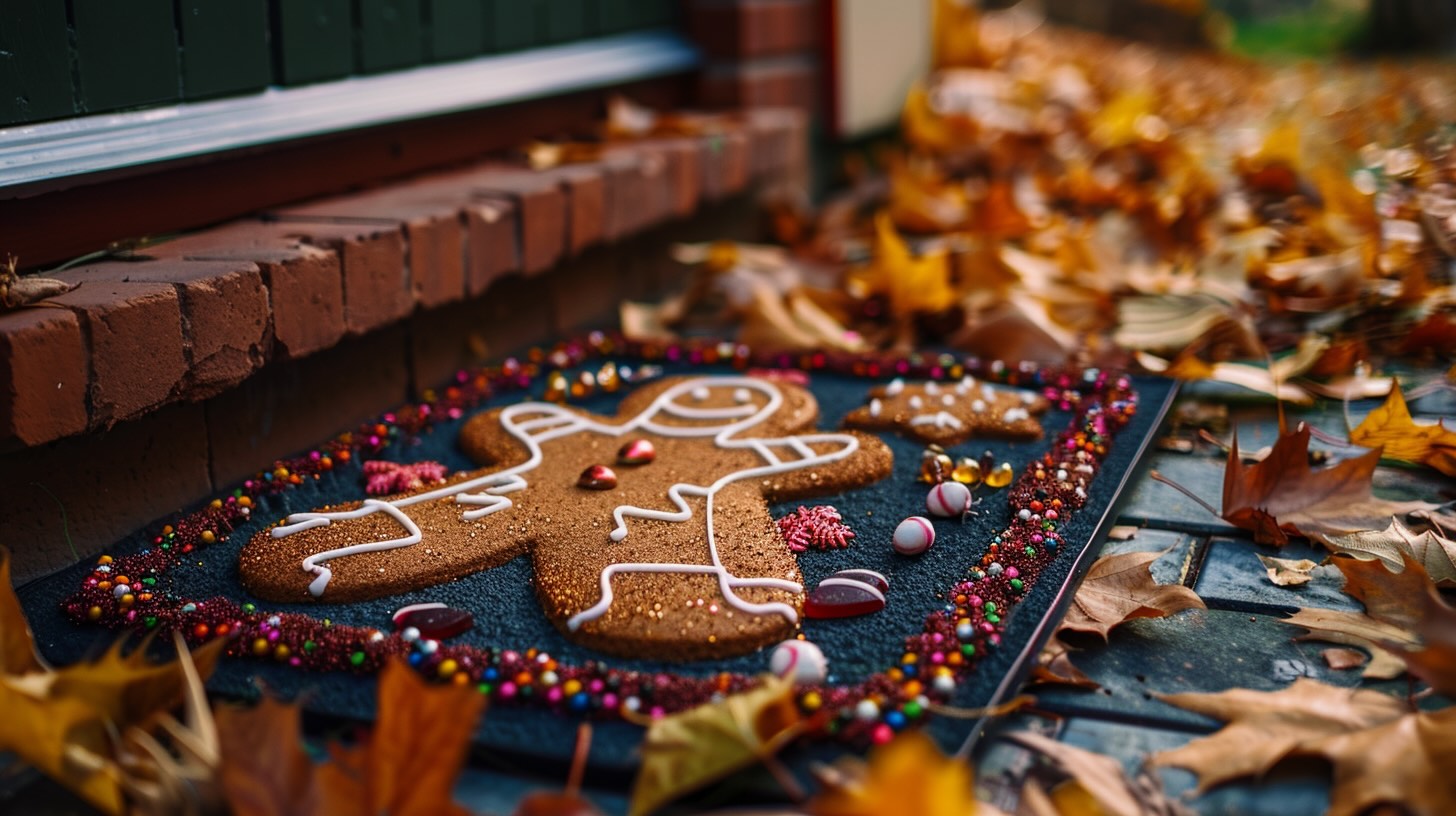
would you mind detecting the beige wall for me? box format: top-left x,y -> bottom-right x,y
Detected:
834,0 -> 932,136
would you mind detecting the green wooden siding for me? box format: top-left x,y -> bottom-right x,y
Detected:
178,2 -> 272,100
0,0 -> 679,127
0,4 -> 74,125
72,0 -> 181,113
357,0 -> 424,73
426,0 -> 486,61
272,0 -> 357,85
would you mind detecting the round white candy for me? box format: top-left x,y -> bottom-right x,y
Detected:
855,699 -> 881,721
892,516 -> 936,555
925,481 -> 973,518
768,639 -> 828,683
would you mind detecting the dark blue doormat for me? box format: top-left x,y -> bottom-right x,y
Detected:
17,356 -> 1176,781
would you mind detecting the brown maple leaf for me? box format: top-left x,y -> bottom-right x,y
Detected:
1351,382 -> 1456,477
1334,553 -> 1456,697
1033,550 -> 1205,686
1280,553 -> 1456,689
1150,679 -> 1456,816
217,659 -> 485,816
1007,730 -> 1195,816
1207,423 -> 1435,546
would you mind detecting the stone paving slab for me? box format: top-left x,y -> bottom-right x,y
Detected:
1193,537 -> 1361,614
1031,609 -> 1411,730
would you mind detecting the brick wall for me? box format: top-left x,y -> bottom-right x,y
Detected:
0,109 -> 805,584
688,0 -> 821,114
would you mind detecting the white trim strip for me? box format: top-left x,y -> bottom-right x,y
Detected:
0,30 -> 699,192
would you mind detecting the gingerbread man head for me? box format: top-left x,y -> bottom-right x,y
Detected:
239,375 -> 892,660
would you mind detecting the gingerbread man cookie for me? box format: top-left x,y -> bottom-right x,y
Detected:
842,377 -> 1050,445
239,376 -> 892,660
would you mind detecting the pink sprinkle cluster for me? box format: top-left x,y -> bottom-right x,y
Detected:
364,460 -> 449,496
776,505 -> 855,553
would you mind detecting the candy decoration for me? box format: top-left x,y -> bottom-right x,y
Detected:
577,464 -> 618,490
776,505 -> 856,552
984,462 -> 1015,488
803,578 -> 887,619
769,639 -> 829,683
951,457 -> 982,485
926,481 -> 973,518
392,603 -> 475,639
917,449 -> 954,484
892,516 -> 935,555
830,568 -> 890,593
617,438 -> 656,465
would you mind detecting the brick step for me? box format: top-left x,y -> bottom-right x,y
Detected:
0,107 -> 805,583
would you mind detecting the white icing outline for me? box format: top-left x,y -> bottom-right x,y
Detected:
910,411 -> 965,430
271,377 -> 861,632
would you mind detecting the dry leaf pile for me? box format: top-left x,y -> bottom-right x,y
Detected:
1151,679 -> 1456,816
616,0 -> 1455,399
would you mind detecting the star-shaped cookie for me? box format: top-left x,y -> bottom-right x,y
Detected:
842,377 -> 1049,445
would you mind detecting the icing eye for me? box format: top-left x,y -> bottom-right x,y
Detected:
869,398 -> 882,417
691,387 -> 710,401
734,388 -> 752,403
886,378 -> 905,396
925,382 -> 940,395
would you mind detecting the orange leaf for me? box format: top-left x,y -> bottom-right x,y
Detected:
218,660 -> 485,816
808,731 -> 976,816
1350,383 -> 1456,477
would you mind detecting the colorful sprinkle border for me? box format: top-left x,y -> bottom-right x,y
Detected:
60,332 -> 1137,744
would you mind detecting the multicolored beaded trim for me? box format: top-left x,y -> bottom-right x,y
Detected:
60,331 -> 1136,744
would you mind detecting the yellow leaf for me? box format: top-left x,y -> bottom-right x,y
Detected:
630,675 -> 804,816
0,548 -> 224,815
847,214 -> 957,319
1350,382 -> 1456,477
931,0 -> 983,70
902,84 -> 959,153
808,731 -> 975,816
0,546 -> 45,675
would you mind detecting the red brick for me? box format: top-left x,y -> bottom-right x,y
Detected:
470,167 -> 566,275
0,308 -> 89,446
601,148 -> 674,240
50,276 -> 187,428
700,128 -> 752,201
153,222 -> 346,360
463,199 -> 520,296
282,222 -> 412,335
271,186 -> 470,310
59,258 -> 271,400
548,251 -> 621,335
477,272 -> 555,359
700,56 -> 818,112
649,139 -> 705,219
744,107 -> 808,180
688,0 -> 818,59
0,403 -> 210,583
206,326 -> 410,489
547,165 -> 606,255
